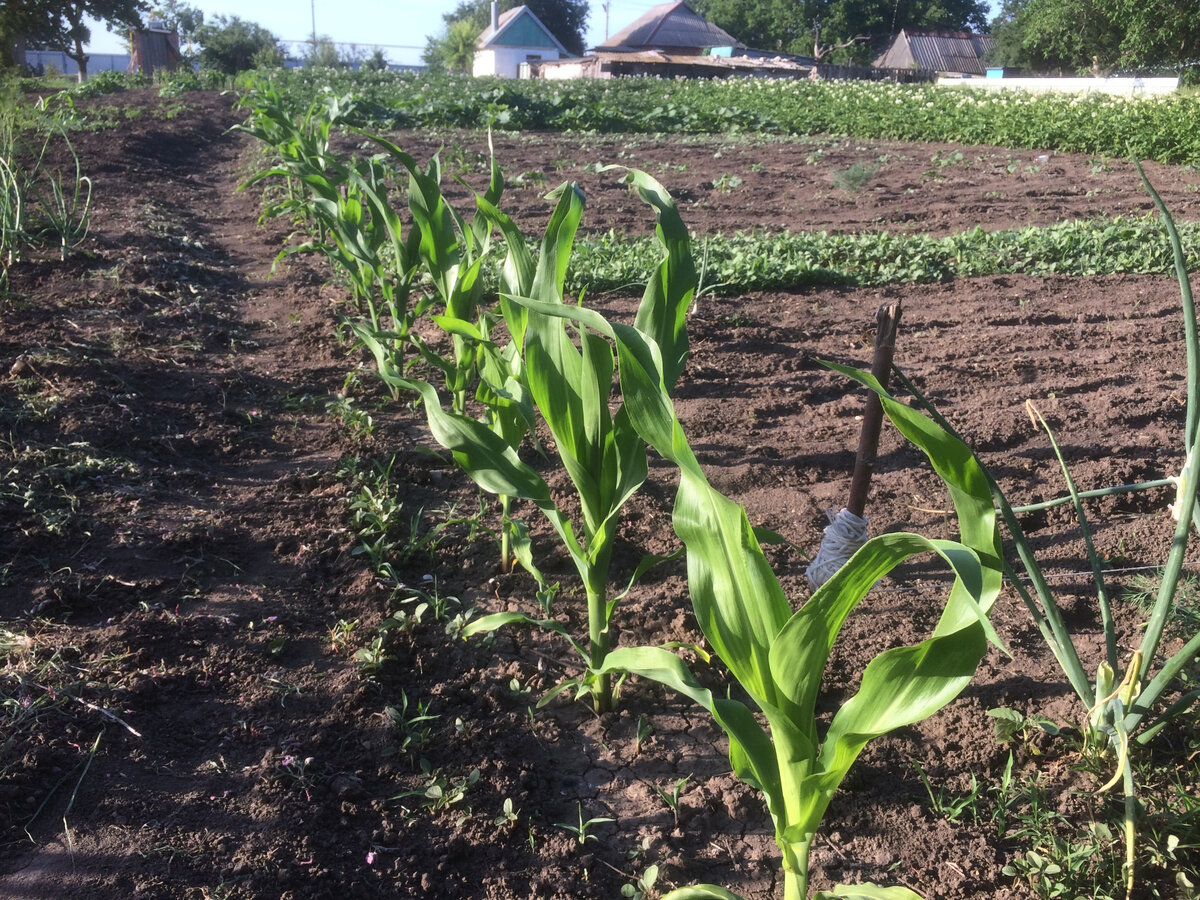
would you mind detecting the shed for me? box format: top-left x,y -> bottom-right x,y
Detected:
872,28 -> 994,76
128,21 -> 183,77
594,1 -> 744,55
474,4 -> 570,78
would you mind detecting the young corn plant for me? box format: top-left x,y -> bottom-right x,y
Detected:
398,167 -> 694,713
891,165 -> 1200,899
235,81 -> 347,234
343,135 -> 542,572
537,300 -> 1004,899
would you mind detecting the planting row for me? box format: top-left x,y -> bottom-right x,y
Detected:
232,69 -> 1200,165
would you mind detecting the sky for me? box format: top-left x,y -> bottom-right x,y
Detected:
85,0 -> 1002,67
83,0 -> 671,66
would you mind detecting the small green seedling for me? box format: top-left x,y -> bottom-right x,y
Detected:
655,775 -> 691,826
623,863 -> 660,899
634,714 -> 654,754
554,802 -> 614,846
493,797 -> 519,827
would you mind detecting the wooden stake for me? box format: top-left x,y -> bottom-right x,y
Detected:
846,301 -> 902,518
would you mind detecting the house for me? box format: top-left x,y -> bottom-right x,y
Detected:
593,1 -> 744,55
474,3 -> 570,78
535,1 -> 773,79
872,28 -> 995,77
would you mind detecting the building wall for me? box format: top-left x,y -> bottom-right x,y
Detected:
474,45 -> 559,78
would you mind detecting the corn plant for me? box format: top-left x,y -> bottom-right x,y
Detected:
353,133 -> 501,416
891,165 -> 1200,899
529,303 -> 1006,899
398,167 -> 694,713
235,81 -> 348,233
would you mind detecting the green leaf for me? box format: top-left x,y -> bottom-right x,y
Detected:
461,611 -> 586,660
606,166 -> 696,389
661,887 -> 748,900
813,883 -> 925,900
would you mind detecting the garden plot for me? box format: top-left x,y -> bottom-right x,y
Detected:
1,87 -> 1197,900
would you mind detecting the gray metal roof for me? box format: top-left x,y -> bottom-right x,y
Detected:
595,1 -> 744,52
874,29 -> 995,75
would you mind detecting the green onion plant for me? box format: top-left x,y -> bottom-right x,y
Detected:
893,165 -> 1200,899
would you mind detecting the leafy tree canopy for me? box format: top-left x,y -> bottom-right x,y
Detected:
423,0 -> 589,71
690,0 -> 988,62
989,0 -> 1200,78
2,0 -> 148,79
423,18 -> 480,74
193,14 -> 282,74
148,0 -> 203,53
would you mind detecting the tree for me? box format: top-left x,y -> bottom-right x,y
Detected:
193,14 -> 282,74
1,0 -> 148,80
148,0 -> 203,57
304,35 -> 352,69
987,0 -> 1200,78
689,0 -> 988,62
422,0 -> 589,71
361,47 -> 388,72
423,18 -> 480,74
988,0 -> 1118,73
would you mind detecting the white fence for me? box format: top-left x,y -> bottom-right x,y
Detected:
939,75 -> 1179,97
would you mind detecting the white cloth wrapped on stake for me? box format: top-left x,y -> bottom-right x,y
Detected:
805,507 -> 869,589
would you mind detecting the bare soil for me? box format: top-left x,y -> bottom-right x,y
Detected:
1,88 -> 1198,899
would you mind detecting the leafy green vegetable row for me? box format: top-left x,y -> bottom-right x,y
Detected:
569,218 -> 1200,293
240,69 -> 1200,165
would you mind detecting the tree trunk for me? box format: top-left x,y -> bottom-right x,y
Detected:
73,37 -> 89,82
68,8 -> 89,82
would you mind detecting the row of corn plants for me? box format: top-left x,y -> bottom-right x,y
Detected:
244,69 -> 1200,164
236,80 -> 1014,899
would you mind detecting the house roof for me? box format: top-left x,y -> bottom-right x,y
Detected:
595,1 -> 744,52
873,28 -> 995,75
477,5 -> 570,54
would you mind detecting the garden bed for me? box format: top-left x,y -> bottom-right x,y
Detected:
1,88 -> 1197,899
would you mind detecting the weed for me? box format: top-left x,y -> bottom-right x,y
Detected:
328,618 -> 358,654
1123,571 -> 1200,638
711,173 -> 743,193
381,691 -> 438,760
622,863 -> 659,899
392,761 -> 479,822
831,161 -> 879,194
493,796 -> 519,827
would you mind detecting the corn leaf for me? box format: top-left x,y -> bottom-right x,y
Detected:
813,884 -> 924,900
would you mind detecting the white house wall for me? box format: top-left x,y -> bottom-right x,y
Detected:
474,46 -> 560,78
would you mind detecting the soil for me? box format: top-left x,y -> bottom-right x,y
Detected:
2,87 -> 1198,900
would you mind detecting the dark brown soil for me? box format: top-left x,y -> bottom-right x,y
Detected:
1,88 -> 1197,900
